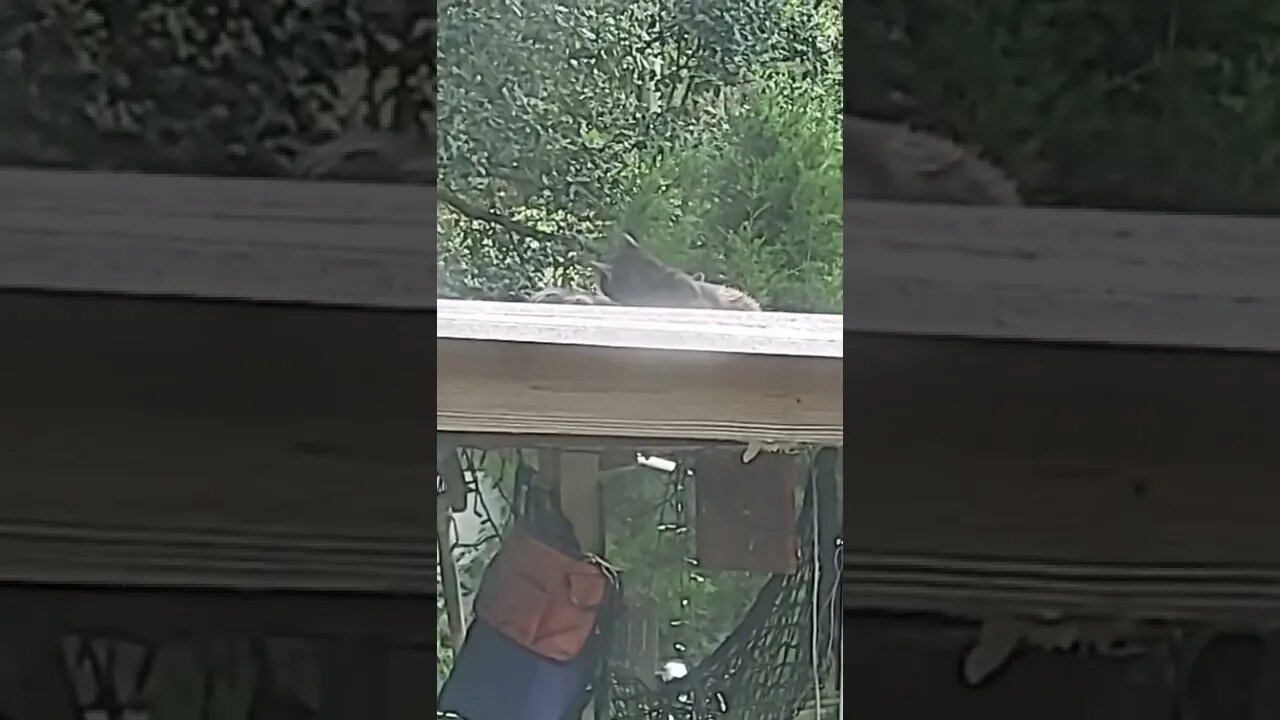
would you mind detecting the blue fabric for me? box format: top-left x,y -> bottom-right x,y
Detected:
438,619 -> 594,720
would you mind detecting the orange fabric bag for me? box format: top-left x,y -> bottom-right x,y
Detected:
474,524 -> 608,662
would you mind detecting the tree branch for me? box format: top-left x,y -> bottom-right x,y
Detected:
438,187 -> 586,252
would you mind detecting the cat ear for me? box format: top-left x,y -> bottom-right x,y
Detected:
620,232 -> 641,250
691,272 -> 705,282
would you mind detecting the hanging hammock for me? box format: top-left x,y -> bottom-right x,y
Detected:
607,447 -> 842,720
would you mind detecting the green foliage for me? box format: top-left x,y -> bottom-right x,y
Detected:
436,0 -> 741,298
601,465 -> 773,662
848,0 -> 1280,214
624,67 -> 842,312
0,0 -> 433,173
437,0 -> 844,307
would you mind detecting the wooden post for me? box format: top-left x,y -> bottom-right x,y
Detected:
536,449 -> 561,491
436,496 -> 466,653
558,451 -> 604,720
559,452 -> 602,552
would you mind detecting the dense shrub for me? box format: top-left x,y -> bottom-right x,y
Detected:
0,0 -> 434,175
848,0 -> 1280,214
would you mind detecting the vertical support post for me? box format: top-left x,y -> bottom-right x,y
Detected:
436,497 -> 466,653
559,451 -> 603,720
436,442 -> 470,653
536,449 -> 561,491
837,617 -> 845,718
560,452 -> 602,552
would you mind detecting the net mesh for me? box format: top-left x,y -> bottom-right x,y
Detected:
607,447 -> 841,720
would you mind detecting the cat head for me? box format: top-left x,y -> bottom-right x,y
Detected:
591,233 -> 702,307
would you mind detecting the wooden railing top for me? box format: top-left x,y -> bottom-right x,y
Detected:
437,300 -> 844,444
846,199 -> 1280,354
0,167 -> 433,311
437,298 -> 844,357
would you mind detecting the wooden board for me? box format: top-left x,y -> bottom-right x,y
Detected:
0,585 -> 431,641
843,334 -> 1280,623
846,199 -> 1280,353
438,298 -> 842,357
0,292 -> 431,593
437,301 -> 843,444
0,167 -> 433,310
439,432 -> 750,452
694,450 -> 797,573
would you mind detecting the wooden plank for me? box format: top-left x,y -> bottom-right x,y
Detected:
440,432 -> 750,452
693,450 -> 797,573
437,337 -> 842,444
844,552 -> 1280,624
0,585 -> 432,639
846,199 -> 1280,353
437,300 -> 843,444
0,292 -> 431,593
438,299 -> 843,357
559,452 -> 603,553
0,167 -> 433,310
843,334 -> 1280,622
557,452 -> 603,720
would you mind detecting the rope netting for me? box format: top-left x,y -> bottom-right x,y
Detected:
607,447 -> 842,720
